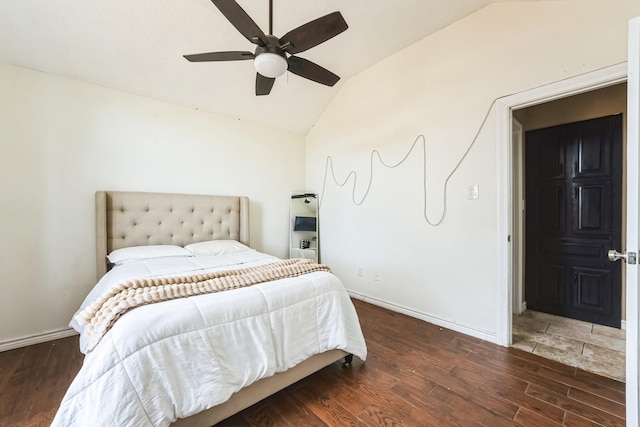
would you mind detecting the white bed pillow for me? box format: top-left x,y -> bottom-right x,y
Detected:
184,240 -> 253,256
107,245 -> 192,265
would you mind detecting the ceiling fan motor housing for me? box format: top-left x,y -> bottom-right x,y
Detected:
254,35 -> 288,78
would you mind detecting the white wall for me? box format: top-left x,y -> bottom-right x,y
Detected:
306,1 -> 640,340
0,63 -> 305,344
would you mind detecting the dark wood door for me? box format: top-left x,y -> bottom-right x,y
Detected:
524,114 -> 622,327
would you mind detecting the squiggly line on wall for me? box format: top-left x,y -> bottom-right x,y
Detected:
319,99 -> 497,226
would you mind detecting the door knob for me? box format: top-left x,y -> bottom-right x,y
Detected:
608,249 -> 637,264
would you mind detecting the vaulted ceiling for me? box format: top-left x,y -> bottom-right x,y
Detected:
1,0 -> 544,134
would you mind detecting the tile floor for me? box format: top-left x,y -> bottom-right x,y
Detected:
512,309 -> 626,382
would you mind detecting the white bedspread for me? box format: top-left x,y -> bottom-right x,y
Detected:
52,252 -> 367,427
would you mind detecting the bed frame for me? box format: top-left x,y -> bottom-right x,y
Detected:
95,191 -> 349,426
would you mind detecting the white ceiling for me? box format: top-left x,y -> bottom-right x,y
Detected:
1,0 -> 532,134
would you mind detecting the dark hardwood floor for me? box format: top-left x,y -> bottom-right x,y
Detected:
0,299 -> 625,426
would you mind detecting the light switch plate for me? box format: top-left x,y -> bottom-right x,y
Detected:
468,184 -> 479,200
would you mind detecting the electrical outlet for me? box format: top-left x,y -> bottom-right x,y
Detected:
373,269 -> 381,281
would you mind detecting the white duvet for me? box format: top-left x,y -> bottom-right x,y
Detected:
52,251 -> 367,427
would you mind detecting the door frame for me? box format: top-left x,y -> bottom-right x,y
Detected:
512,118 -> 525,315
496,62 -> 627,346
626,16 -> 640,422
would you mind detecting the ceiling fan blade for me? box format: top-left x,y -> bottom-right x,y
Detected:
286,56 -> 340,86
280,11 -> 348,54
211,0 -> 269,46
256,73 -> 275,96
183,51 -> 254,62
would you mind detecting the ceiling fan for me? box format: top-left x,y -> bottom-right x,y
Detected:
183,0 -> 348,96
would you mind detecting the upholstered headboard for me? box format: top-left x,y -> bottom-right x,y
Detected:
95,191 -> 250,280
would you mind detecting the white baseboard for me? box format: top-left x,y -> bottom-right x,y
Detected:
0,328 -> 78,352
622,320 -> 627,330
348,291 -> 497,343
521,302 -> 527,313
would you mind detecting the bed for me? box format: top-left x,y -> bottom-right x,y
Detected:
52,191 -> 367,427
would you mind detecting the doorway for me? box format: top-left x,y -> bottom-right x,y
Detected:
507,85 -> 627,380
496,65 -> 629,352
512,84 -> 627,329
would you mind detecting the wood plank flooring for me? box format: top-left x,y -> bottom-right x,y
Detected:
0,299 -> 625,426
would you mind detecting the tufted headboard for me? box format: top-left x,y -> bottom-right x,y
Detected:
95,191 -> 250,280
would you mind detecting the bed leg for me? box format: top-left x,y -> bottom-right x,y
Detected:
342,354 -> 353,368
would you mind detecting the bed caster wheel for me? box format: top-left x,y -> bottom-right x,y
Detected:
342,354 -> 353,368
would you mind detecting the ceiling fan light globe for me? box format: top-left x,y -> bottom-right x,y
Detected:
254,53 -> 288,78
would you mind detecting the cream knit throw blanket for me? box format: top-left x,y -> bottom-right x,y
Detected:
76,258 -> 331,352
